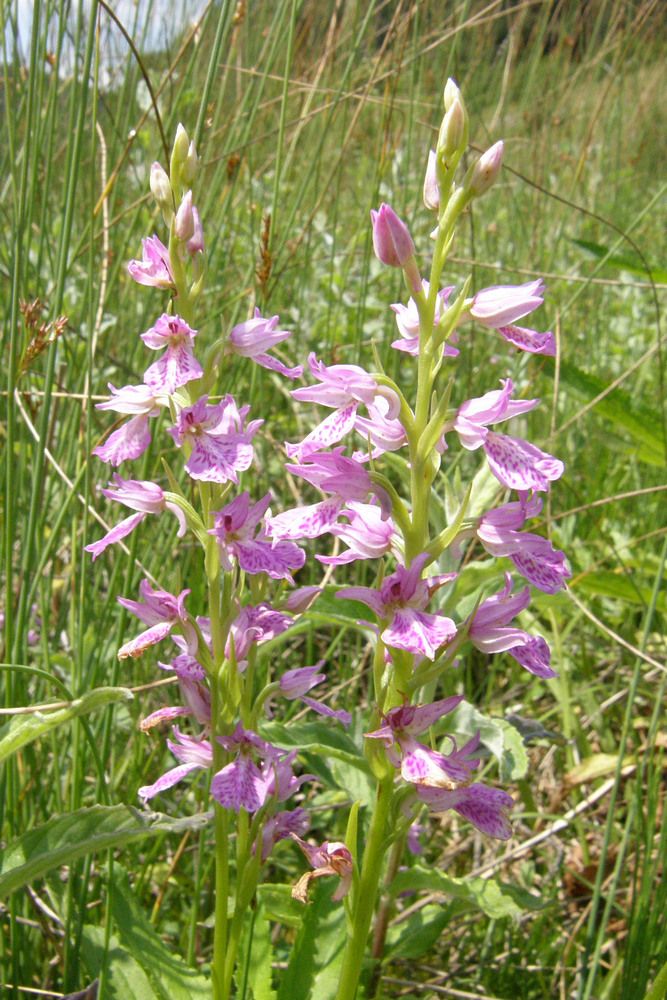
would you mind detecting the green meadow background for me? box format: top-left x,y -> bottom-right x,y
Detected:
1,1 -> 665,998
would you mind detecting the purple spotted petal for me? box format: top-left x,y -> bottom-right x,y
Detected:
417,782 -> 514,840
266,497 -> 344,541
85,511 -> 145,560
144,342 -> 203,395
507,635 -> 557,678
382,608 -> 456,659
138,761 -> 204,801
399,737 -> 473,786
117,621 -> 173,659
450,785 -> 514,839
286,402 -> 358,459
210,755 -> 268,813
484,432 -> 564,492
234,537 -> 305,581
185,434 -> 254,483
498,324 -> 556,356
510,546 -> 571,594
93,414 -> 152,465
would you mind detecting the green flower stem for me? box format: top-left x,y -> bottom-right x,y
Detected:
405,179 -> 470,563
211,801 -> 229,1000
369,834 -> 405,996
207,478 -> 236,1000
372,639 -> 389,715
221,809 -> 264,998
368,472 -> 412,540
241,644 -> 257,728
335,774 -> 394,1000
210,631 -> 231,1000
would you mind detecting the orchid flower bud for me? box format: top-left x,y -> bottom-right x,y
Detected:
181,139 -> 199,187
437,95 -> 466,159
423,150 -> 439,211
280,663 -> 326,699
175,190 -> 195,243
283,586 -> 322,613
443,77 -> 461,111
150,162 -> 172,212
186,206 -> 205,256
468,140 -> 504,196
370,203 -> 415,268
172,123 -> 190,167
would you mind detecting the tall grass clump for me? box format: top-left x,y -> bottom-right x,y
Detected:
1,2 -> 665,999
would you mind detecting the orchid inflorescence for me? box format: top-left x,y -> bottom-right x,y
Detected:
89,84 -> 569,999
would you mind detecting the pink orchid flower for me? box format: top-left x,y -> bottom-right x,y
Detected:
291,836 -> 354,903
416,781 -> 514,840
128,235 -> 175,289
117,579 -> 197,660
443,379 -> 564,492
460,280 -> 555,356
93,383 -> 164,465
468,573 -> 557,678
226,308 -> 303,380
141,313 -> 203,394
337,552 -> 457,659
86,474 -> 187,561
169,395 -> 261,484
209,492 -> 305,581
209,723 -> 287,813
365,695 -> 481,788
138,727 -> 213,802
286,354 -> 400,460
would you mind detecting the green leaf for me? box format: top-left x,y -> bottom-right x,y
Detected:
330,756 -> 375,806
574,569 -> 662,608
311,585 -> 374,624
0,804 -> 210,896
276,882 -> 347,1000
235,899 -> 278,1000
256,883 -> 304,928
261,720 -> 372,777
447,700 -> 528,781
0,687 -> 134,763
570,238 -> 667,283
384,904 -> 449,960
110,866 -> 210,1000
81,925 -> 158,1000
388,866 -> 544,920
556,359 -> 665,467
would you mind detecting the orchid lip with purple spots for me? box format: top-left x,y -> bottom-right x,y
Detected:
209,491 -> 305,581
337,552 -> 457,659
168,395 -> 261,484
141,313 -> 203,395
468,573 -> 557,678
